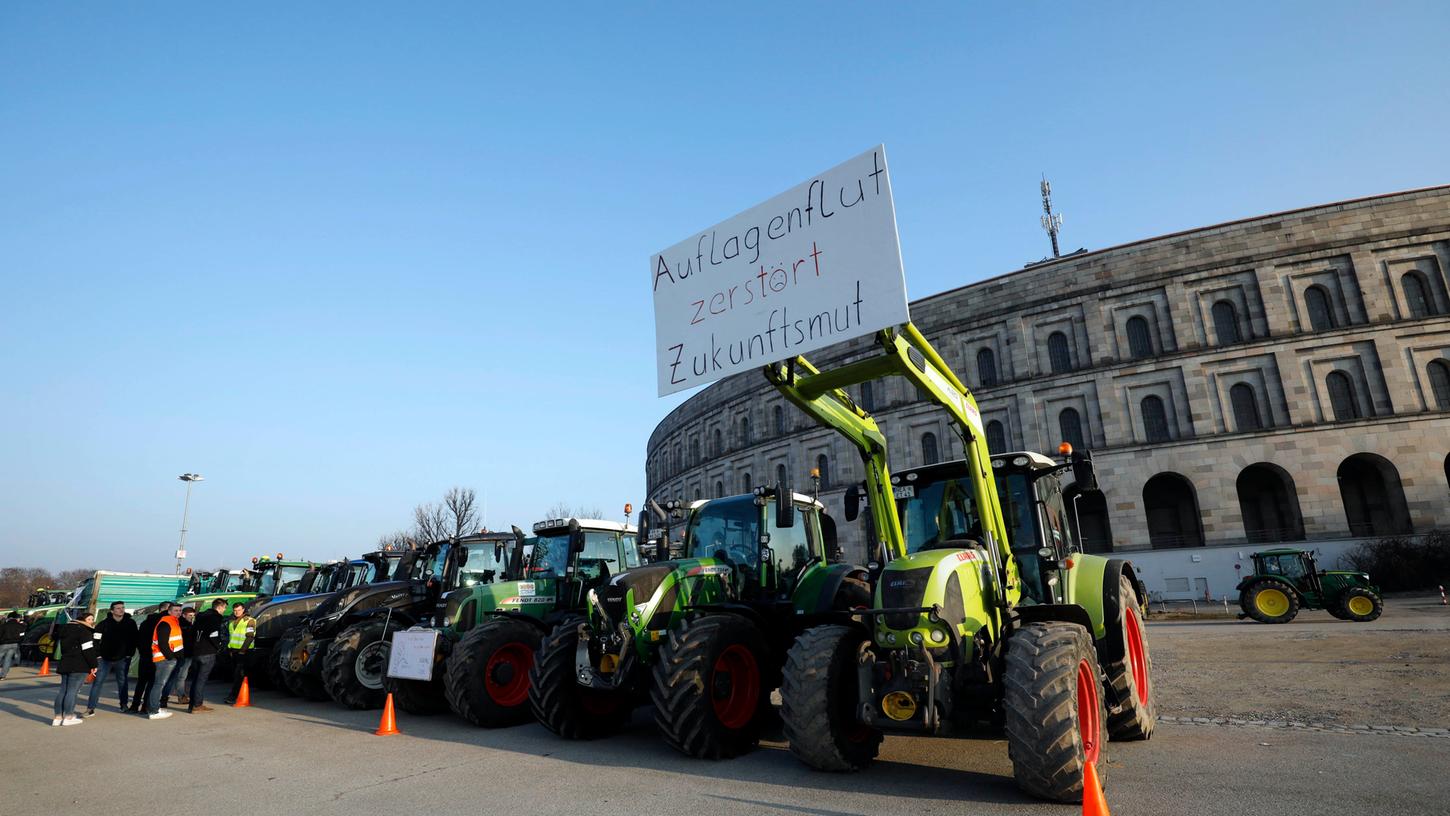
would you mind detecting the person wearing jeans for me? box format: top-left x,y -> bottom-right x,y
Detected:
129,605 -> 169,713
52,612 -> 99,726
160,607 -> 196,706
188,599 -> 227,712
86,601 -> 138,715
0,611 -> 24,679
145,608 -> 184,720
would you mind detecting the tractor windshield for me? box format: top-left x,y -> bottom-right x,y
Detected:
456,541 -> 510,587
685,496 -> 763,570
259,565 -> 310,596
899,477 -> 984,554
528,531 -> 632,579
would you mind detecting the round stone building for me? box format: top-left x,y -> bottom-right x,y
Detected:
645,186 -> 1450,599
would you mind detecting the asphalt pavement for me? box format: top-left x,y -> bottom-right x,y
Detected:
2,666 -> 1447,816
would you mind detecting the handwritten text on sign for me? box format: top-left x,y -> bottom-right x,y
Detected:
651,145 -> 910,396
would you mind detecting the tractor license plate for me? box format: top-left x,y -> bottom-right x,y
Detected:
893,485 -> 916,499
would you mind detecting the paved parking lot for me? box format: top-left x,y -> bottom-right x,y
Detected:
3,603 -> 1448,816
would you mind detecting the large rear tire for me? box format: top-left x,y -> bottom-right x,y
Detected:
651,615 -> 773,759
1337,587 -> 1383,622
1004,622 -> 1109,803
780,624 -> 882,771
528,622 -> 630,739
322,619 -> 399,710
1241,578 -> 1300,624
445,618 -> 542,728
1105,576 -> 1155,741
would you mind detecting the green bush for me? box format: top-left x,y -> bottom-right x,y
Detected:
1341,530 -> 1450,591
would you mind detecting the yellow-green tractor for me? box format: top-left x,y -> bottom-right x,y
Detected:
1236,548 -> 1383,624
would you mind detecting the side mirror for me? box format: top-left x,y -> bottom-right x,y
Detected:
775,480 -> 795,528
568,519 -> 586,553
843,484 -> 861,523
1071,450 -> 1099,493
821,514 -> 842,563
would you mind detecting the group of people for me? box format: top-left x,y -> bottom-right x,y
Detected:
41,598 -> 257,726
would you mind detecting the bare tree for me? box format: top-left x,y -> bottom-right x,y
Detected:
412,501 -> 452,545
375,530 -> 414,552
443,487 -> 481,536
545,501 -> 606,521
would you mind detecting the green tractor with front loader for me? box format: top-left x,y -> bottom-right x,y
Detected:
430,518 -> 642,726
741,323 -> 1153,803
528,487 -> 870,757
1236,548 -> 1383,624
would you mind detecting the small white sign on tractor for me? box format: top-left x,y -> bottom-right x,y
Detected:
651,145 -> 910,396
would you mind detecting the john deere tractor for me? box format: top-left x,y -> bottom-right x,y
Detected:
528,487 -> 869,758
1237,548 -> 1383,624
435,519 -> 641,726
746,323 -> 1155,803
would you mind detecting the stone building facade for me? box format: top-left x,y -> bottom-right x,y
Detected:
644,187 -> 1450,568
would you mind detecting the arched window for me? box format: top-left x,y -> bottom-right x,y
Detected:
673,445 -> 682,473
985,420 -> 1006,454
1429,360 -> 1450,410
690,437 -> 700,464
1064,486 -> 1113,553
1326,371 -> 1360,421
1229,383 -> 1263,432
775,463 -> 788,488
740,416 -> 751,445
715,480 -> 724,498
1211,300 -> 1241,345
774,405 -> 786,436
816,454 -> 831,489
1402,271 -> 1434,318
860,381 -> 875,411
694,488 -> 702,500
1047,331 -> 1073,374
1338,454 -> 1412,536
1126,316 -> 1154,359
1058,407 -> 1085,451
714,428 -> 723,456
976,348 -> 998,387
921,432 -> 939,465
1141,395 -> 1171,443
1305,285 -> 1336,331
1237,464 -> 1304,542
1143,473 -> 1204,548
741,472 -> 751,492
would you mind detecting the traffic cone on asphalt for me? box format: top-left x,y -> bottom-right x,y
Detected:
232,678 -> 252,708
1083,761 -> 1110,816
36,657 -> 51,677
374,692 -> 400,736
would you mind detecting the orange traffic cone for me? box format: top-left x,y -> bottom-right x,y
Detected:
374,692 -> 400,736
1083,761 -> 1110,816
37,657 -> 51,677
232,677 -> 252,708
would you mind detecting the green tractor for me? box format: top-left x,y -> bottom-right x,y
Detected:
1236,548 -> 1383,624
754,323 -> 1155,803
527,487 -> 869,758
432,518 -> 642,726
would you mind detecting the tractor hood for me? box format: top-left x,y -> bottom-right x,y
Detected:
588,557 -> 735,652
253,591 -> 337,640
441,580 -> 554,625
305,579 -> 427,634
875,547 -> 996,641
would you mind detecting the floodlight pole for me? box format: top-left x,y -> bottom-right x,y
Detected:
177,473 -> 204,575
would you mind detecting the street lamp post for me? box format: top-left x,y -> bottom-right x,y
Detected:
177,473 -> 204,575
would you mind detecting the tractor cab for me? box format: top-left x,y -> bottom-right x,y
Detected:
529,518 -> 639,608
675,487 -> 833,600
448,531 -> 523,589
1250,549 -> 1318,589
251,556 -> 316,598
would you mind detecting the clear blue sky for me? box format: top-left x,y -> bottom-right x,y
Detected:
3,3 -> 1447,572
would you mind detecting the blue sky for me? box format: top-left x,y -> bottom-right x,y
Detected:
3,3 -> 1447,572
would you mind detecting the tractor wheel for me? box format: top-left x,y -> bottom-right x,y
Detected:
1105,575 -> 1155,741
1241,578 -> 1299,624
1004,622 -> 1109,803
283,666 -> 331,701
245,646 -> 275,690
322,618 -> 400,710
779,624 -> 882,771
445,617 -> 542,727
271,627 -> 305,697
651,615 -> 774,759
528,621 -> 630,739
386,674 -> 448,715
833,576 -> 872,611
1337,587 -> 1383,623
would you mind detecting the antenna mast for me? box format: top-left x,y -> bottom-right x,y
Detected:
1040,176 -> 1063,259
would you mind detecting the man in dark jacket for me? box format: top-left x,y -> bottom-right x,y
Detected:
85,601 -> 138,715
0,612 -> 24,680
188,599 -> 227,713
129,603 -> 170,714
53,612 -> 99,726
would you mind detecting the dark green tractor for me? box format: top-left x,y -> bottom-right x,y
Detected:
527,485 -> 870,759
1236,548 -> 1383,624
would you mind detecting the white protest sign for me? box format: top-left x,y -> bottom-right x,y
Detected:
651,145 -> 910,396
386,627 -> 439,681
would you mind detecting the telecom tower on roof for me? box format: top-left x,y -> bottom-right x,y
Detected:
1040,176 -> 1063,259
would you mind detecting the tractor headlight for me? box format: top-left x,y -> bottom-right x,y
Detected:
885,632 -> 897,645
909,631 -> 924,645
929,628 -> 947,644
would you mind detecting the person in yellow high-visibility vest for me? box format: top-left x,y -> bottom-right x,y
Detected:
224,602 -> 256,704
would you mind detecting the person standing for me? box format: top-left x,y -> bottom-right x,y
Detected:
224,602 -> 256,705
84,601 -> 138,716
188,598 -> 227,713
52,611 -> 99,726
0,612 -> 24,679
145,605 -> 185,720
161,607 -> 197,707
128,604 -> 168,713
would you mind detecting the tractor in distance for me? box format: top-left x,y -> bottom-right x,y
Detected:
528,486 -> 869,759
1236,547 -> 1383,624
753,323 -> 1154,803
440,517 -> 641,726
